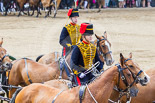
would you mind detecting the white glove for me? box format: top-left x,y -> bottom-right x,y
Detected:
79,73 -> 86,78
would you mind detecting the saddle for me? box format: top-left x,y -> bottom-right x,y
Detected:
59,57 -> 78,87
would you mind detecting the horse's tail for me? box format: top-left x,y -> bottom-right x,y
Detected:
36,54 -> 44,62
10,87 -> 22,103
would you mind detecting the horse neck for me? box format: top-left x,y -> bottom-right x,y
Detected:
85,66 -> 118,103
93,40 -> 104,63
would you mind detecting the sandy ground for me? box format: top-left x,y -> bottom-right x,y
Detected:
0,8 -> 155,71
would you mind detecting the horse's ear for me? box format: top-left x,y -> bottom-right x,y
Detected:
0,38 -> 3,47
120,53 -> 125,67
95,34 -> 101,40
104,31 -> 107,39
129,52 -> 132,58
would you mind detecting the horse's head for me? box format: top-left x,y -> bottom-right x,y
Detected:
0,38 -> 12,71
113,54 -> 139,98
95,32 -> 114,66
120,53 -> 150,86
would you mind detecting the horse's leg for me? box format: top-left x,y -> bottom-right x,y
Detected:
4,2 -> 9,16
49,6 -> 52,15
44,6 -> 51,18
98,1 -> 101,12
30,6 -> 35,16
21,3 -> 27,15
36,1 -> 41,17
80,0 -> 84,9
17,8 -> 21,17
36,6 -> 39,17
28,6 -> 31,16
4,7 -> 8,16
17,3 -> 23,17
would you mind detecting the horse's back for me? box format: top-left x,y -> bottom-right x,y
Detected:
15,83 -> 61,103
38,52 -> 61,65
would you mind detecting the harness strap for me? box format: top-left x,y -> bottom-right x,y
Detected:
24,59 -> 32,84
63,61 -> 71,78
52,90 -> 64,103
86,84 -> 98,103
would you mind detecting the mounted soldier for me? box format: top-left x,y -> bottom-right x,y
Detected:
71,23 -> 104,86
59,8 -> 81,57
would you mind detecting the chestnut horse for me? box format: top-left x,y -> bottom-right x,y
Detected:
128,68 -> 154,103
28,0 -> 42,17
109,68 -> 154,103
41,0 -> 61,18
16,0 -> 28,17
8,33 -> 114,98
79,0 -> 105,12
10,53 -> 150,103
0,38 -> 12,72
37,32 -> 114,66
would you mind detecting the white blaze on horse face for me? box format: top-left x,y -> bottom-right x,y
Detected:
143,72 -> 150,84
105,41 -> 114,64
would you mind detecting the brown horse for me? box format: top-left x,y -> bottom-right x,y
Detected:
79,0 -> 105,12
28,0 -> 42,17
16,0 -> 28,17
8,33 -> 113,98
37,53 -> 150,103
0,38 -> 12,71
37,33 -> 114,66
10,53 -> 149,103
41,0 -> 61,18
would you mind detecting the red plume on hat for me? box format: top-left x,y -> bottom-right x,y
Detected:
67,9 -> 73,16
80,23 -> 89,34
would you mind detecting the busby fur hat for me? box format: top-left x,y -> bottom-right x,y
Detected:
80,23 -> 94,35
67,8 -> 79,18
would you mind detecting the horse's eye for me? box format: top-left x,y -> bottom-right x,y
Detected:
129,65 -> 134,68
127,74 -> 131,77
102,46 -> 105,48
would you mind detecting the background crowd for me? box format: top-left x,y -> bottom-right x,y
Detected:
0,0 -> 155,14
59,0 -> 155,9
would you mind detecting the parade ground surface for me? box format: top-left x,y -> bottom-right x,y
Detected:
0,8 -> 155,71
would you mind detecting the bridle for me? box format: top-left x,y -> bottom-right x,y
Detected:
109,58 -> 143,103
0,54 -> 10,71
0,54 -> 9,63
97,36 -> 112,60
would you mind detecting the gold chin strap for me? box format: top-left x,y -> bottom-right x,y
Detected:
86,28 -> 93,30
72,11 -> 79,13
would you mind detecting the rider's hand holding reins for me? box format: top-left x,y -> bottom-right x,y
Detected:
79,72 -> 86,78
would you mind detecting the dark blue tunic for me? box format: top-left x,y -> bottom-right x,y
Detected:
71,45 -> 104,85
